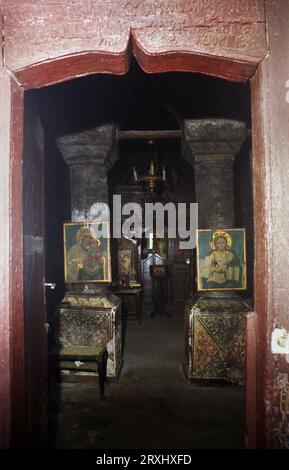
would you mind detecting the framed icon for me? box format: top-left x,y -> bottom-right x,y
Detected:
117,237 -> 138,286
197,228 -> 247,291
150,264 -> 169,279
63,222 -> 111,283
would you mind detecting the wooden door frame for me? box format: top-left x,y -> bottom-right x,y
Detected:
0,14 -> 277,449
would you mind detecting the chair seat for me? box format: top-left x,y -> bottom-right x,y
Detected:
50,344 -> 105,360
49,344 -> 108,401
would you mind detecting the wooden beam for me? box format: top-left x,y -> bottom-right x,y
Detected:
117,130 -> 181,141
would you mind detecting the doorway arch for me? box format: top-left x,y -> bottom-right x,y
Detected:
1,1 -> 276,449
11,32 -> 261,90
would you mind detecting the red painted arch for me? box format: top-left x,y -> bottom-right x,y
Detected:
10,32 -> 262,90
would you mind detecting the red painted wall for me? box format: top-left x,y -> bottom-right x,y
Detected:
2,0 -> 266,87
252,0 -> 289,448
1,0 -> 289,449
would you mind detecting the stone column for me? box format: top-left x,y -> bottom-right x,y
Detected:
182,119 -> 250,382
56,125 -> 122,377
57,124 -> 117,221
182,119 -> 246,229
57,124 -> 117,295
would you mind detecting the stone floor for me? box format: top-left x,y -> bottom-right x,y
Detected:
49,305 -> 244,449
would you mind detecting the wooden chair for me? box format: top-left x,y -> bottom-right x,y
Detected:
49,345 -> 108,400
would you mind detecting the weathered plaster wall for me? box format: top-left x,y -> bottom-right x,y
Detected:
251,0 -> 289,448
2,0 -> 266,87
0,68 -> 12,450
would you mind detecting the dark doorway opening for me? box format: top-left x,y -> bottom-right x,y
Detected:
25,59 -> 253,448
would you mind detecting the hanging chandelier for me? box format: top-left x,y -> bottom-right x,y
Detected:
132,140 -> 166,192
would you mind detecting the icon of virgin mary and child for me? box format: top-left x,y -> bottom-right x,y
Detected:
199,230 -> 244,290
66,226 -> 107,282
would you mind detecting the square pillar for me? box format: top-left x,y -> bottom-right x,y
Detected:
183,119 -> 247,228
57,124 -> 117,221
182,119 -> 251,383
56,125 -> 122,377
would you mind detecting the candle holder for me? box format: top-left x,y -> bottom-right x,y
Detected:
133,140 -> 166,192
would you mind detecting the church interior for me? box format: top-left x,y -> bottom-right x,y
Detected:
1,0 -> 289,452
24,60 -> 254,448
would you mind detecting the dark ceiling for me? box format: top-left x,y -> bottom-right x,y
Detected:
31,58 -> 251,136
